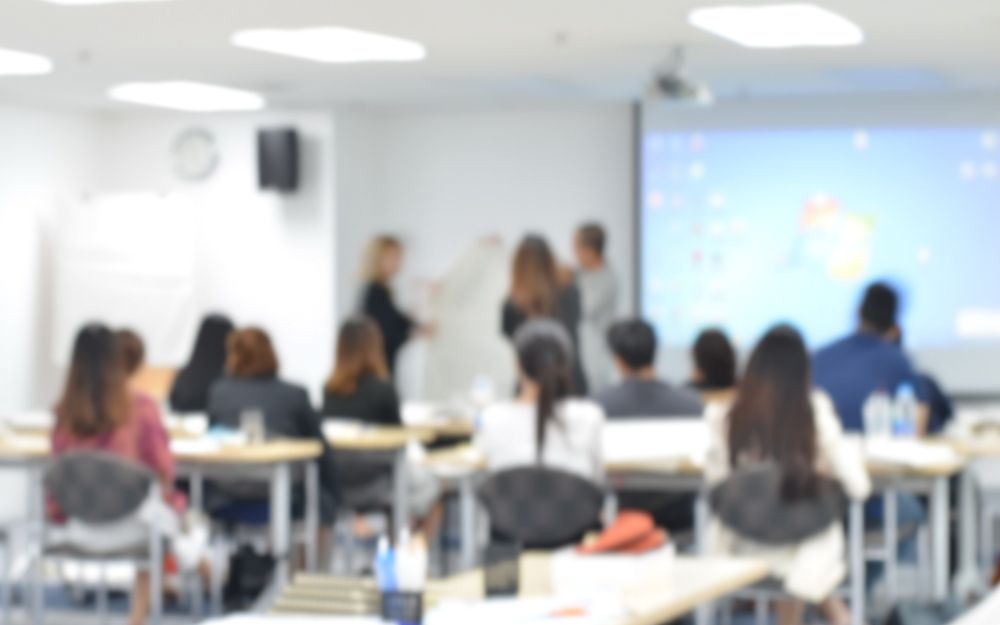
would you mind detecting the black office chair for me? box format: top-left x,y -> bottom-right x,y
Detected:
478,466 -> 604,550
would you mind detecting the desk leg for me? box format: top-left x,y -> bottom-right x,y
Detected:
954,468 -> 984,600
392,450 -> 409,539
459,474 -> 477,571
27,462 -> 44,625
850,499 -> 865,625
270,462 -> 292,587
885,488 -> 898,604
932,476 -> 950,603
189,472 -> 204,513
305,461 -> 319,572
694,491 -> 711,625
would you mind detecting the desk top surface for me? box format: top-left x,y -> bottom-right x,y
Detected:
274,555 -> 769,625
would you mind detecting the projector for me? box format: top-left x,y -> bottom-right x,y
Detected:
646,47 -> 714,106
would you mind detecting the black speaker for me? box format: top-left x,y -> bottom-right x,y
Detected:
257,127 -> 299,193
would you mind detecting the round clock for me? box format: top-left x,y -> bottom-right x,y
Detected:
172,128 -> 219,182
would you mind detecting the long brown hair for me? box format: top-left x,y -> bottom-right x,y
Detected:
361,235 -> 402,285
58,324 -> 130,438
510,235 -> 559,317
226,327 -> 279,379
326,316 -> 389,395
727,325 -> 818,501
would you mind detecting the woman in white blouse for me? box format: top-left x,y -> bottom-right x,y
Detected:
478,319 -> 605,484
704,325 -> 871,625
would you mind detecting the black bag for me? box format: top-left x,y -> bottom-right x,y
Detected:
709,462 -> 848,545
223,545 -> 275,610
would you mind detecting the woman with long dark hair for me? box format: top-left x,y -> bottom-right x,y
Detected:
169,314 -> 235,413
704,325 -> 871,625
322,316 -> 400,426
52,324 -> 182,625
501,234 -> 588,394
479,319 -> 604,482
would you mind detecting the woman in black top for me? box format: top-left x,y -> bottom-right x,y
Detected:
169,314 -> 234,413
359,235 -> 426,375
206,327 -> 338,520
322,316 -> 402,425
502,234 -> 588,394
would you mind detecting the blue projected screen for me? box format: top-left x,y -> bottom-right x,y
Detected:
640,128 -> 1000,349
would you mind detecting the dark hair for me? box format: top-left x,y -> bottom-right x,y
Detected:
114,328 -> 145,377
227,327 -> 279,379
515,320 -> 574,461
170,314 -> 235,412
576,223 -> 606,257
607,319 -> 657,371
510,234 -> 560,317
58,324 -> 130,438
859,282 -> 899,334
693,329 -> 737,390
727,325 -> 818,501
326,316 -> 389,395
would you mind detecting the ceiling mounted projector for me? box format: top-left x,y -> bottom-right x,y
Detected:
645,47 -> 714,106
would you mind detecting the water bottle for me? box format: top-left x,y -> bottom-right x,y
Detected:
893,383 -> 919,437
862,389 -> 892,438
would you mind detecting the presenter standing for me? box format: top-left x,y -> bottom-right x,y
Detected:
573,223 -> 618,393
359,235 -> 430,377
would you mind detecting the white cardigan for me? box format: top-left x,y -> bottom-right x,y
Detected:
704,391 -> 872,602
477,398 -> 606,484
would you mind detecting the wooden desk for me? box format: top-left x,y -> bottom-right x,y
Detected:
271,555 -> 770,625
0,435 -> 323,588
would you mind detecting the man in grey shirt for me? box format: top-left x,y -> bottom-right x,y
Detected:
594,318 -> 703,419
574,223 -> 619,393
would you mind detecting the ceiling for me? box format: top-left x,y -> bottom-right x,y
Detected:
1,0 -> 999,110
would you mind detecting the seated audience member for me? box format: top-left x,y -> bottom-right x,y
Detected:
480,319 -> 604,483
115,328 -> 175,402
705,325 -> 871,625
322,316 -> 401,425
52,325 -> 191,625
594,319 -> 702,534
690,328 -> 738,401
207,328 -> 338,520
814,282 -> 928,433
169,314 -> 235,413
814,282 -> 928,571
502,234 -> 589,394
322,317 -> 441,534
897,331 -> 954,434
594,318 -> 702,418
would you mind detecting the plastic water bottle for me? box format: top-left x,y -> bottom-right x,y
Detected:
893,383 -> 919,437
862,389 -> 893,438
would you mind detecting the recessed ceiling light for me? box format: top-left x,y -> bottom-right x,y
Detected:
40,0 -> 174,5
108,81 -> 266,112
0,47 -> 53,75
231,27 -> 426,63
689,3 -> 863,48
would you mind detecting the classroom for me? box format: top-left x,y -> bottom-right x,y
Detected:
2,1 -> 1000,624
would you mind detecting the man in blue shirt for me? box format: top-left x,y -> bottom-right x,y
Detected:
814,282 -> 928,433
814,281 -> 929,580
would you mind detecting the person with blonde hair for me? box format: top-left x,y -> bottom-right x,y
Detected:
359,235 -> 429,376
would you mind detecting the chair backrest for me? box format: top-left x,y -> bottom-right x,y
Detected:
46,451 -> 156,524
709,461 -> 848,545
334,448 -> 399,510
478,466 -> 604,550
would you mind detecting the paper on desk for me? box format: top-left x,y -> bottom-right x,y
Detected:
947,585 -> 1000,625
549,544 -> 677,598
170,438 -> 222,455
3,410 -> 54,430
322,420 -> 365,440
426,596 -> 625,625
603,420 -> 708,467
864,438 -> 962,468
198,616 -> 382,625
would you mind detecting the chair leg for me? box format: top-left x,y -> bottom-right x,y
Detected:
96,564 -> 109,625
981,506 -> 995,573
0,540 -> 9,625
30,547 -> 43,625
754,594 -> 768,625
149,534 -> 163,625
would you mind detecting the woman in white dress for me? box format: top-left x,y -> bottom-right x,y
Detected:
704,325 -> 871,625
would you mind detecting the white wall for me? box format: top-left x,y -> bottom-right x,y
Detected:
0,106 -> 98,414
334,103 -> 636,323
92,111 -> 338,398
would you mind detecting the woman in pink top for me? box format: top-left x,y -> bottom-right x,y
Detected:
51,324 -> 180,625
